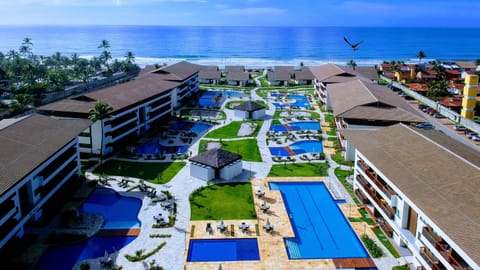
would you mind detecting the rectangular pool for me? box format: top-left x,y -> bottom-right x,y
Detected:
269,182 -> 369,259
187,238 -> 260,262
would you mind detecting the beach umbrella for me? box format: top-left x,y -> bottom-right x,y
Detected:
266,218 -> 271,227
254,185 -> 264,191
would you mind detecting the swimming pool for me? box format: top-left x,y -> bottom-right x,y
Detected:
80,188 -> 142,229
270,121 -> 320,132
187,238 -> 260,262
134,141 -> 189,155
289,121 -> 320,131
269,182 -> 368,259
269,140 -> 323,157
34,236 -> 136,270
290,140 -> 323,155
271,94 -> 311,109
190,122 -> 211,134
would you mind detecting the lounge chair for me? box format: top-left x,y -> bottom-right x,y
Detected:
206,223 -> 213,234
239,222 -> 250,232
261,202 -> 270,212
256,190 -> 265,198
263,218 -> 273,232
217,219 -> 227,232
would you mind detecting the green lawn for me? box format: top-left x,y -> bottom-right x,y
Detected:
199,139 -> 262,162
204,120 -> 263,138
324,114 -> 334,126
331,151 -> 354,167
334,167 -> 360,206
93,160 -> 185,184
372,227 -> 401,258
190,183 -> 257,220
268,163 -> 329,177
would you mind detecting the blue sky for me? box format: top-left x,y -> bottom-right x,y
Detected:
0,0 -> 478,27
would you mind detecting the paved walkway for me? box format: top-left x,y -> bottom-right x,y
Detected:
77,85 -> 406,270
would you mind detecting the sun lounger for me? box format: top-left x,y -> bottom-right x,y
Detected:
206,223 -> 213,234
239,222 -> 250,232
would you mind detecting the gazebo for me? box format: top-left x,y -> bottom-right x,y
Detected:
233,101 -> 266,120
189,149 -> 242,181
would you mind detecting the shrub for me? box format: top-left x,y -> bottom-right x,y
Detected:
149,234 -> 172,238
124,242 -> 167,262
361,234 -> 383,258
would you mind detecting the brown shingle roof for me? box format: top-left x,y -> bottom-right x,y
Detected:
294,68 -> 315,81
199,70 -> 221,80
39,73 -> 180,114
234,101 -> 265,112
0,114 -> 91,195
328,79 -> 424,122
341,124 -> 480,264
225,66 -> 245,73
309,64 -> 356,82
226,71 -> 249,82
153,61 -> 202,81
189,149 -> 241,169
266,70 -> 291,81
455,61 -> 477,69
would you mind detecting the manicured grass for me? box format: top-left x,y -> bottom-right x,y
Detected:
204,120 -> 263,138
331,151 -> 354,167
190,183 -> 257,220
268,163 -> 329,177
93,160 -> 185,184
372,227 -> 401,258
324,114 -> 334,126
199,139 -> 262,162
334,167 -> 360,206
199,84 -> 254,91
258,77 -> 270,87
326,129 -> 337,136
392,264 -> 410,270
271,119 -> 282,125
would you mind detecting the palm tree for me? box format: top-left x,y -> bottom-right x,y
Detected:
416,50 -> 426,63
19,37 -> 33,59
98,40 -> 111,71
125,51 -> 135,64
98,39 -> 110,51
88,101 -> 113,161
347,59 -> 357,71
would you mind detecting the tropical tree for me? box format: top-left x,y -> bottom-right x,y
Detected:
125,51 -> 135,64
416,50 -> 426,63
347,59 -> 357,71
426,80 -> 449,101
19,37 -> 33,59
98,40 -> 111,71
88,101 -> 113,162
432,61 -> 446,80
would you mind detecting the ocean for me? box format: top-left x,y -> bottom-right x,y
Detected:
0,25 -> 479,67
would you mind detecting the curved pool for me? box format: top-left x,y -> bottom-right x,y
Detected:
269,140 -> 323,157
80,188 -> 142,229
289,121 -> 320,131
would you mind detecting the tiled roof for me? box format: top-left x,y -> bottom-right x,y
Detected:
226,71 -> 250,81
455,61 -> 477,69
234,101 -> 265,112
328,79 -> 424,122
341,124 -> 480,264
152,61 -> 202,81
189,149 -> 241,169
225,66 -> 245,72
39,73 -> 180,114
199,70 -> 221,80
267,70 -> 291,81
439,95 -> 463,107
293,68 -> 315,81
0,114 -> 91,195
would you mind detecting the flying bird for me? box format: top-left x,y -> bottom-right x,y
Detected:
344,37 -> 364,51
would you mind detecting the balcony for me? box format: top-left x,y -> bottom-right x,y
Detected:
420,247 -> 447,270
422,227 -> 473,270
357,160 -> 397,199
357,175 -> 395,219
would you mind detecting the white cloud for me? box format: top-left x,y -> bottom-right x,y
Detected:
221,7 -> 286,16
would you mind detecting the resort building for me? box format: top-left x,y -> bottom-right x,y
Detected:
341,124 -> 480,270
198,65 -> 221,84
233,101 -> 266,120
226,70 -> 251,87
310,64 -> 363,104
189,149 -> 242,181
266,69 -> 292,86
39,61 -> 202,156
293,68 -> 315,85
326,79 -> 424,160
0,114 -> 90,249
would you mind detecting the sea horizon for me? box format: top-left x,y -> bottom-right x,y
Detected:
0,25 -> 479,68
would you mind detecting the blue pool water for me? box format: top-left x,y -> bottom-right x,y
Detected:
80,188 -> 142,229
269,182 -> 369,259
134,141 -> 160,155
269,140 -> 323,156
187,238 -> 260,262
190,122 -> 211,134
269,147 -> 291,157
290,140 -> 323,155
270,124 -> 288,132
289,121 -> 320,131
271,94 -> 311,109
270,121 -> 320,132
223,90 -> 249,98
34,236 -> 136,270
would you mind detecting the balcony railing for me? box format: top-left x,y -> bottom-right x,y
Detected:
422,227 -> 472,270
420,247 -> 447,270
378,220 -> 394,238
357,175 -> 395,219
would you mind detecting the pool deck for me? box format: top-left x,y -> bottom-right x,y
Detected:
184,177 -> 376,270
